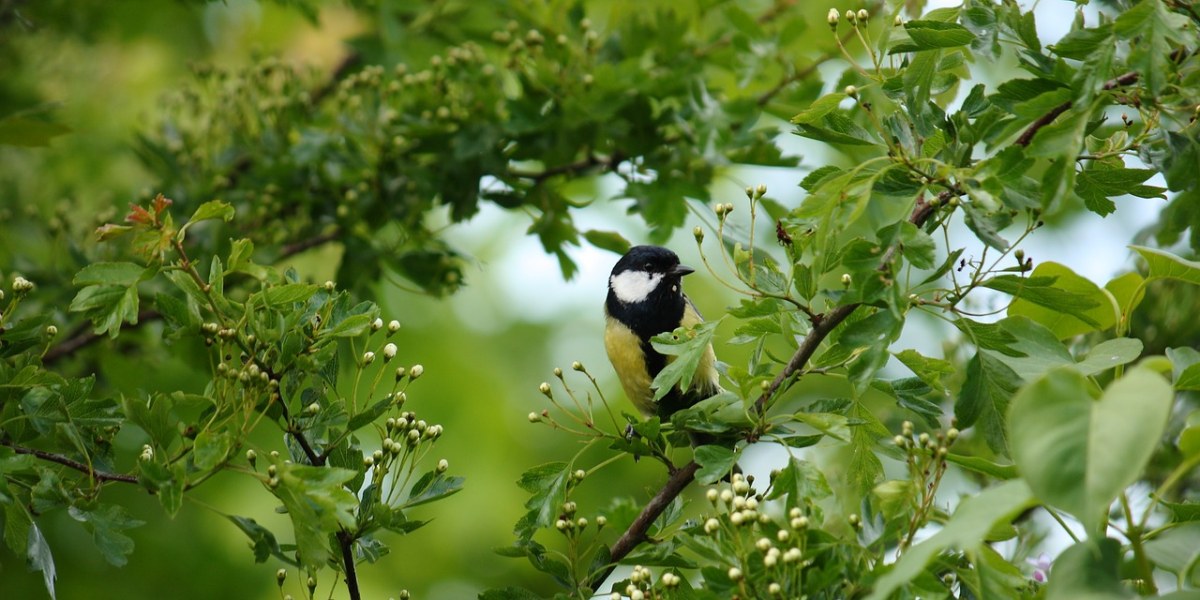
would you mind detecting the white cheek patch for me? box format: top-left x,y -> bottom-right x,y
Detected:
610,271 -> 664,304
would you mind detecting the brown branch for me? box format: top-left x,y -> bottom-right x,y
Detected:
336,530 -> 361,600
43,308 -> 161,365
507,151 -> 626,183
591,461 -> 701,590
2,441 -> 139,484
279,228 -> 342,259
1014,71 -> 1139,147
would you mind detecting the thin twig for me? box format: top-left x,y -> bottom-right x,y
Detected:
2,441 -> 139,484
43,308 -> 161,365
507,151 -> 625,183
1014,71 -> 1139,147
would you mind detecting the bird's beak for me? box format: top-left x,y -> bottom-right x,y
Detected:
671,264 -> 695,277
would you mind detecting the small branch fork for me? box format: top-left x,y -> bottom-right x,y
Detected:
1014,71 -> 1139,147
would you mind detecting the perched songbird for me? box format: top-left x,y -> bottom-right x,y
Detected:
604,245 -> 720,421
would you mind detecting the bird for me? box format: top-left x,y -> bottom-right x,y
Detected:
603,245 -> 720,424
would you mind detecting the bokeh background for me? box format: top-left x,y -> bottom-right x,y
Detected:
0,0 -> 1180,598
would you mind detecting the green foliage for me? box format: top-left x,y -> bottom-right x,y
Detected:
4,0 -> 1200,598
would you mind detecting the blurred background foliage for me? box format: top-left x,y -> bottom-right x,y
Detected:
0,0 -> 826,597
2,0 -> 1196,598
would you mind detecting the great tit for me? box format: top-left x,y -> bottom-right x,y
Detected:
604,245 -> 720,421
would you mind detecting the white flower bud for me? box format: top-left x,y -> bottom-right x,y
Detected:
371,318 -> 383,332
362,351 -> 375,365
383,343 -> 397,360
437,459 -> 449,473
387,320 -> 401,334
409,364 -> 424,379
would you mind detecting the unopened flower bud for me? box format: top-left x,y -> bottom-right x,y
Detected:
694,226 -> 704,242
528,412 -> 540,423
857,9 -> 869,21
571,361 -> 584,371
387,319 -> 401,334
383,343 -> 397,360
828,8 -> 840,26
246,449 -> 257,466
409,364 -> 424,379
371,318 -> 383,332
844,85 -> 858,99
45,325 -> 58,336
362,351 -> 375,365
276,569 -> 287,585
841,273 -> 852,286
729,567 -> 743,581
437,459 -> 449,473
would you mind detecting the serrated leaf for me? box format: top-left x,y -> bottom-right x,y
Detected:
271,462 -> 358,569
790,92 -> 846,125
765,457 -> 831,506
694,445 -> 739,485
405,471 -> 464,508
1113,0 -> 1193,95
1005,262 -> 1116,338
902,20 -> 976,49
28,523 -> 57,600
187,200 -> 235,224
225,515 -> 290,564
67,504 -> 144,567
649,320 -> 719,402
72,262 -> 147,286
956,352 -> 1021,455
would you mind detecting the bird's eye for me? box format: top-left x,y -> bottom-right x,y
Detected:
643,262 -> 652,270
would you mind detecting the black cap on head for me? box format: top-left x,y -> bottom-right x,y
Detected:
611,245 -> 689,276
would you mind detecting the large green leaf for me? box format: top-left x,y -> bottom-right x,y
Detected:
1006,262 -> 1117,339
1132,245 -> 1200,285
649,320 -> 719,402
1046,538 -> 1131,600
955,352 -> 1021,455
866,480 -> 1035,600
1113,0 -> 1194,95
1008,363 -> 1173,534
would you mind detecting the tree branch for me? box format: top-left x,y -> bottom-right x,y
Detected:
1014,71 -> 1139,147
43,308 -> 161,365
591,461 -> 701,590
336,530 -> 361,600
2,440 -> 139,484
507,151 -> 626,183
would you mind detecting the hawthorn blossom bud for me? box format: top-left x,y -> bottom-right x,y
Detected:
769,582 -> 782,595
694,226 -> 704,242
409,364 -> 424,379
383,343 -> 397,361
845,9 -> 856,23
844,85 -> 858,99
45,325 -> 57,336
571,361 -> 584,372
704,518 -> 720,534
858,9 -> 869,21
756,184 -> 767,197
362,351 -> 376,365
841,273 -> 852,286
528,412 -> 540,423
539,382 -> 552,396
894,14 -> 904,26
12,276 -> 34,292
827,8 -> 840,26
276,569 -> 287,585
728,567 -> 743,581
437,459 -> 449,473
395,367 -> 406,381
323,280 -> 335,291
246,449 -> 257,466
706,488 -> 719,503
387,319 -> 401,334
371,318 -> 383,332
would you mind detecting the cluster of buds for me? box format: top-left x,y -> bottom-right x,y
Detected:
893,420 -> 958,458
139,444 -> 154,462
744,183 -> 768,200
828,7 -> 871,28
697,475 -> 816,596
714,202 -> 736,218
610,564 -> 680,599
553,500 -> 596,536
11,276 -> 34,293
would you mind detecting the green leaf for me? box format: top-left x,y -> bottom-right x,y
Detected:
583,229 -> 630,254
865,480 -> 1035,600
765,457 -> 831,507
261,284 -> 318,307
694,445 -> 739,485
69,284 -> 140,338
517,462 -> 570,533
956,352 -> 1021,455
1144,522 -> 1200,585
1051,24 -> 1114,60
67,504 -> 144,567
984,273 -> 1104,329
1105,271 -> 1145,318
790,92 -> 846,125
792,412 -> 851,442
187,200 -> 236,224
1132,245 -> 1200,285
649,320 -> 719,402
1006,262 -> 1117,338
225,515 -> 290,564
72,262 -> 148,286
1074,338 -> 1142,376
27,523 -> 57,600
1076,166 -> 1164,217
902,20 -> 977,49
1113,0 -> 1193,95
192,430 -> 232,471
894,349 -> 955,393
405,471 -> 464,508
944,454 -> 1017,480
271,462 -> 358,569
1046,538 -> 1131,600
1008,365 -> 1172,534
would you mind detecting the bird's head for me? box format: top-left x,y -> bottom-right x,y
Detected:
607,245 -> 694,307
